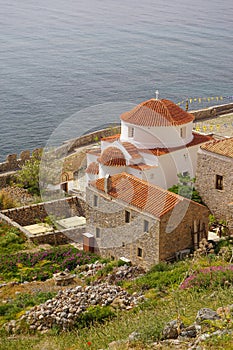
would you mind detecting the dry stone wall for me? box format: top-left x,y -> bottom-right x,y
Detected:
1,196 -> 86,226
191,103 -> 233,121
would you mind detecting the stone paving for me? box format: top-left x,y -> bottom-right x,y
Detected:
194,113 -> 233,138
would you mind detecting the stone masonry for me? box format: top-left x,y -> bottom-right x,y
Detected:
195,149 -> 233,233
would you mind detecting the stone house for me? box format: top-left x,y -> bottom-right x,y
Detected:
195,137 -> 233,233
85,172 -> 209,269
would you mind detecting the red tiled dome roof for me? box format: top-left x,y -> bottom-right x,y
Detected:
98,147 -> 126,167
120,98 -> 194,127
86,162 -> 99,175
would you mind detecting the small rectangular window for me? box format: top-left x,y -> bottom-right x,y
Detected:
125,210 -> 131,223
180,127 -> 186,138
93,195 -> 98,207
144,220 -> 149,233
96,227 -> 100,238
216,175 -> 223,190
128,127 -> 134,138
137,247 -> 143,257
122,242 -> 125,247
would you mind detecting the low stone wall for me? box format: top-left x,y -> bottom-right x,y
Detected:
0,197 -> 87,246
29,231 -> 71,245
0,148 -> 42,174
1,196 -> 87,226
191,103 -> 233,121
65,125 -> 121,153
27,226 -> 86,246
54,125 -> 121,157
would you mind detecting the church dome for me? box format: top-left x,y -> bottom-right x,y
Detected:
98,147 -> 126,167
120,98 -> 194,127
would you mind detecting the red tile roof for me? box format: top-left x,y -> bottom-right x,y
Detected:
90,172 -> 185,218
121,99 -> 194,127
101,134 -> 121,142
200,137 -> 233,158
138,132 -> 213,156
98,147 -> 126,167
122,142 -> 141,159
86,162 -> 99,175
86,148 -> 101,156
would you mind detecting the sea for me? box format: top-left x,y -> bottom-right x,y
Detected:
0,0 -> 233,161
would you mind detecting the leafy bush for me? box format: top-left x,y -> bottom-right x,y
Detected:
168,173 -> 203,204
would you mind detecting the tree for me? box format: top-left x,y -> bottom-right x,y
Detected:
16,150 -> 42,196
168,173 -> 203,204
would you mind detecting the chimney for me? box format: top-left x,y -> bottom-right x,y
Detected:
104,174 -> 112,193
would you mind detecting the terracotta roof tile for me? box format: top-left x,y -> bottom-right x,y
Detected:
86,162 -> 99,175
98,147 -> 126,167
121,99 -> 194,127
86,148 -> 101,156
122,142 -> 141,159
138,132 -> 213,156
101,134 -> 121,142
200,137 -> 233,158
90,172 -> 185,218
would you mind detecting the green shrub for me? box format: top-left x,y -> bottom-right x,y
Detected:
75,305 -> 116,329
0,223 -> 26,254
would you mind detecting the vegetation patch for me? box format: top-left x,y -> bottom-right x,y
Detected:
180,265 -> 233,290
0,246 -> 98,282
0,291 -> 55,325
0,222 -> 27,254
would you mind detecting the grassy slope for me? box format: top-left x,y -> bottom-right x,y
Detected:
0,254 -> 233,350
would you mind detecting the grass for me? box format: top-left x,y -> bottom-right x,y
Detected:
0,241 -> 233,349
0,286 -> 232,349
0,222 -> 28,255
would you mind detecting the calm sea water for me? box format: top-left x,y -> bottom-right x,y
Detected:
0,0 -> 233,161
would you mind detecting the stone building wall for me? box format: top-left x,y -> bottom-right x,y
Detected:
195,150 -> 233,232
86,186 -> 160,269
1,196 -> 86,226
159,200 -> 209,261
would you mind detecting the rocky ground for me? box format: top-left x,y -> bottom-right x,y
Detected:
2,262 -> 146,333
6,283 -> 144,333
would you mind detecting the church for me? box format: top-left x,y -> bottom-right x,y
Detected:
86,96 -> 212,189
